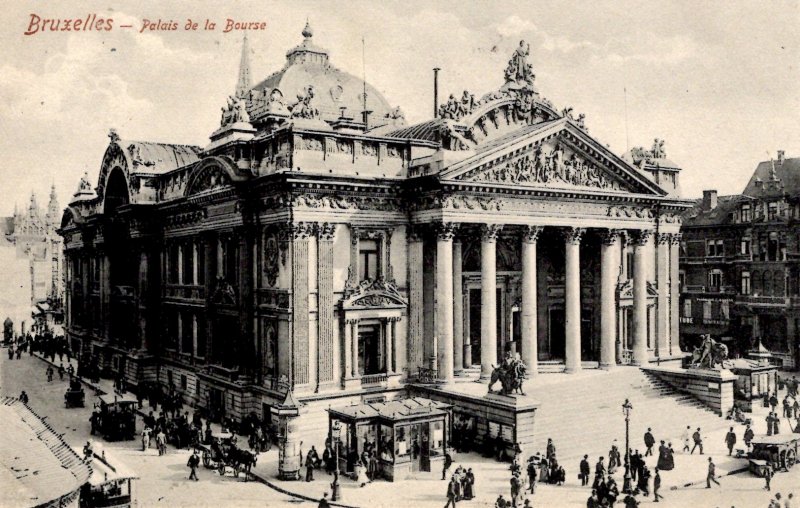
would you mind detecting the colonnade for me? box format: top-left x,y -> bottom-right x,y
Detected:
430,224 -> 681,383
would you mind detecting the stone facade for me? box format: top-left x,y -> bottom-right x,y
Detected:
679,152 -> 800,368
1,186 -> 63,334
59,26 -> 689,424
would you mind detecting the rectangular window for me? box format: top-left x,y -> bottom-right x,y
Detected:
741,204 -> 751,222
182,242 -> 193,285
626,252 -> 634,279
196,317 -> 206,359
708,270 -> 722,289
196,242 -> 205,286
180,374 -> 187,391
741,238 -> 751,256
716,240 -> 724,257
720,301 -> 730,321
703,300 -> 712,320
168,243 -> 180,284
741,272 -> 751,295
768,202 -> 778,221
359,239 -> 380,282
683,299 -> 692,318
706,240 -> 715,257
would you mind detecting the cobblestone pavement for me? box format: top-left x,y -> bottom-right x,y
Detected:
4,349 -> 799,507
0,350 -> 307,507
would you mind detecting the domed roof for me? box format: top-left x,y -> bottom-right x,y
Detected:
248,23 -> 396,128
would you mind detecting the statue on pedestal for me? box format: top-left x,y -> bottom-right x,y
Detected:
488,351 -> 527,396
690,334 -> 729,369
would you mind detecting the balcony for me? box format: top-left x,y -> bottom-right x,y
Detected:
165,284 -> 205,301
361,373 -> 389,386
735,295 -> 789,306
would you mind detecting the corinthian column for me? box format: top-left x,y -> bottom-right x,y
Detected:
670,234 -> 682,355
632,230 -> 653,366
480,224 -> 503,379
453,241 -> 464,375
600,229 -> 620,369
521,226 -> 542,378
656,233 -> 670,359
436,222 -> 457,383
564,227 -> 585,373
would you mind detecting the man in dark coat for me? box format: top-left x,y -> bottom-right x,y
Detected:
653,468 -> 663,502
706,457 -> 720,488
187,450 -> 200,481
643,428 -> 655,457
744,424 -> 755,449
593,457 -> 605,489
724,427 -> 737,456
442,451 -> 453,480
445,476 -> 459,508
629,449 -> 639,481
527,458 -> 537,493
691,428 -> 703,454
769,393 -> 778,412
580,455 -> 590,486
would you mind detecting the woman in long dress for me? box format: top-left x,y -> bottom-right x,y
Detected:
464,468 -> 475,499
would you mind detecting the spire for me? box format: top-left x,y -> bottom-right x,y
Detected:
235,34 -> 251,99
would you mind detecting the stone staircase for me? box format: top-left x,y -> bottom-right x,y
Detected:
529,368 -> 728,466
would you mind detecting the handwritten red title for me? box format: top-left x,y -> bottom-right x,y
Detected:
24,14 -> 267,35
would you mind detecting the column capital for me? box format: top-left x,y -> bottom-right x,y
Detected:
481,224 -> 504,242
562,227 -> 585,245
435,222 -> 460,241
522,225 -> 544,243
656,232 -> 672,245
670,233 -> 683,245
317,222 -> 337,241
600,228 -> 622,245
630,229 -> 653,246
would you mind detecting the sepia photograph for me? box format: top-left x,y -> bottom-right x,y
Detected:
0,1 -> 799,507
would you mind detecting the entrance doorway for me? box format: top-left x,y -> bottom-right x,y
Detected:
358,325 -> 383,375
408,422 -> 431,472
581,310 -> 595,361
548,308 -> 566,360
209,388 -> 225,422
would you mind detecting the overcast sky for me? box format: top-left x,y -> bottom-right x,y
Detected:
1,0 -> 798,218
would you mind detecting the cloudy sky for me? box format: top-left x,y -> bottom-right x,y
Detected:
1,0 -> 798,217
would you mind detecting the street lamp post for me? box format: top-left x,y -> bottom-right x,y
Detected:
331,421 -> 342,501
622,399 -> 633,494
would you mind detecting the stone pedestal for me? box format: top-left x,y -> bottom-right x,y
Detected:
642,366 -> 736,416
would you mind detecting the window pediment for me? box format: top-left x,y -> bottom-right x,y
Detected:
342,278 -> 407,310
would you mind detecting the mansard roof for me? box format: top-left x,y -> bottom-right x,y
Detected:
742,156 -> 800,198
681,194 -> 752,227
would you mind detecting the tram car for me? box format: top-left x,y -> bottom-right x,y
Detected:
92,394 -> 138,441
65,378 -> 86,408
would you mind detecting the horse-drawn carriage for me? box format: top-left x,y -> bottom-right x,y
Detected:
195,431 -> 257,479
65,378 -> 86,408
748,433 -> 800,476
92,394 -> 137,441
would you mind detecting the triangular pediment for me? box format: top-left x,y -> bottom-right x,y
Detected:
441,119 -> 665,196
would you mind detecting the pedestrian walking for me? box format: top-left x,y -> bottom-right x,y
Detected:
706,457 -> 719,488
156,430 -> 166,456
793,399 -> 800,419
592,456 -> 605,489
691,428 -> 703,454
445,476 -> 459,508
141,427 -> 151,451
442,451 -> 453,480
682,425 -> 691,453
587,489 -> 601,508
653,468 -> 663,502
187,450 -> 200,481
46,365 -> 53,382
764,463 -> 773,491
306,457 -> 314,482
510,472 -> 522,508
724,427 -> 737,456
19,391 -> 29,404
770,393 -> 779,412
58,363 -> 65,380
526,458 -> 537,494
744,424 -> 754,449
644,428 -> 655,457
579,455 -> 590,486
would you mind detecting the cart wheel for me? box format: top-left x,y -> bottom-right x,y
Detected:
233,464 -> 240,478
218,463 -> 226,476
787,450 -> 797,469
202,451 -> 210,467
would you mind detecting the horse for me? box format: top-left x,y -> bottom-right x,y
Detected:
229,448 -> 258,480
488,362 -> 526,396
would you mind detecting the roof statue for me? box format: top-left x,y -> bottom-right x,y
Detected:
77,172 -> 93,193
289,85 -> 320,120
503,40 -> 536,90
108,128 -> 120,144
652,138 -> 666,159
220,95 -> 251,127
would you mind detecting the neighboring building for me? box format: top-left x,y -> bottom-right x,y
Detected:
680,151 -> 800,368
1,186 -> 64,335
59,25 -> 689,430
1,397 -> 91,508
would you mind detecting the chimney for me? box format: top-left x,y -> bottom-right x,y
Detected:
702,190 -> 718,210
777,150 -> 785,165
433,67 -> 440,118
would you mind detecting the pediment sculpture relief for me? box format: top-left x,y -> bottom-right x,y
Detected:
343,277 -> 407,309
456,141 -> 623,191
192,167 -> 232,194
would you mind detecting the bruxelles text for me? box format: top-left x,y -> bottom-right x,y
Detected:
23,14 -> 267,35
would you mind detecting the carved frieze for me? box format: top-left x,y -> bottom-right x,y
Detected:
606,205 -> 655,220
297,136 -> 324,151
292,193 -> 403,212
456,141 -> 623,191
440,195 -> 502,211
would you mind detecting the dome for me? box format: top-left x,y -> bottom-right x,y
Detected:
248,23 -> 396,128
